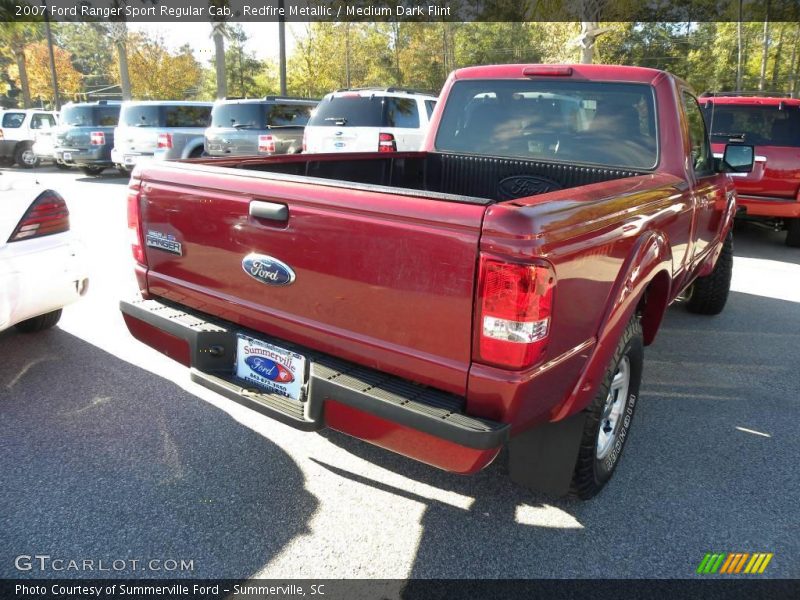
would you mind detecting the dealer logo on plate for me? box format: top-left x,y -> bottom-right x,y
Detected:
244,356 -> 295,383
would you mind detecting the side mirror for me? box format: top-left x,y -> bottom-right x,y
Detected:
720,144 -> 754,173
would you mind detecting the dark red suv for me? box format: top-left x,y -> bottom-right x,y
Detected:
701,95 -> 800,246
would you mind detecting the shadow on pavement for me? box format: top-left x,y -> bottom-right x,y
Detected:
316,287 -> 799,578
0,327 -> 317,579
733,220 -> 800,265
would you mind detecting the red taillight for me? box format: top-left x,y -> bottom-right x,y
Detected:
157,133 -> 173,149
477,255 -> 555,369
8,190 -> 70,242
378,132 -> 396,153
90,131 -> 105,145
258,134 -> 276,153
127,182 -> 146,265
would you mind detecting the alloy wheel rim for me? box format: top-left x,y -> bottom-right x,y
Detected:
596,356 -> 631,460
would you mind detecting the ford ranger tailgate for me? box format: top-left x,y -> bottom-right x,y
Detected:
135,162 -> 487,395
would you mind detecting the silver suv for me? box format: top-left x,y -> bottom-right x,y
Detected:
112,101 -> 212,172
204,97 -> 317,157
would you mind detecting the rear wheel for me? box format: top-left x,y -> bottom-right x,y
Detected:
81,166 -> 105,176
786,218 -> 800,248
686,231 -> 733,315
188,147 -> 204,159
15,144 -> 39,168
571,315 -> 643,499
15,309 -> 62,333
117,165 -> 132,176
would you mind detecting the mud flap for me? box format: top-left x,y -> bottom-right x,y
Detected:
508,412 -> 587,496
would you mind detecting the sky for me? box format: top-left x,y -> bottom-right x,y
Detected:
128,22 -> 304,64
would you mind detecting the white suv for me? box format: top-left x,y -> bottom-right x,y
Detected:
0,109 -> 59,168
303,88 -> 437,154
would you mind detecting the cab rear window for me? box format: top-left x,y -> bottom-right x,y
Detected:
435,80 -> 658,170
702,104 -> 800,147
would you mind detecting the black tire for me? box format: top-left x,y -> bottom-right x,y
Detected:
117,165 -> 132,176
686,231 -> 733,315
188,147 -> 204,159
786,218 -> 800,248
14,144 -> 39,168
81,166 -> 105,176
15,309 -> 62,333
571,316 -> 643,500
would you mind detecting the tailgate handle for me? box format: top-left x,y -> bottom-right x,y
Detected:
250,201 -> 288,222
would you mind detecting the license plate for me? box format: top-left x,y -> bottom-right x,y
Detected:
62,152 -> 72,161
124,155 -> 136,165
236,334 -> 306,400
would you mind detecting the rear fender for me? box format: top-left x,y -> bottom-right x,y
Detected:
181,140 -> 204,159
550,230 -> 672,422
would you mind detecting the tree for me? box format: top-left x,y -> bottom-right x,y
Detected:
54,22 -> 116,94
0,22 -> 39,107
8,41 -> 82,106
119,31 -> 202,100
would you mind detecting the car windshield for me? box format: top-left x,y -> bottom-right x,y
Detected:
267,105 -> 312,127
61,105 -> 120,127
120,105 -> 163,127
1,112 -> 25,128
212,104 -> 265,129
307,95 -> 385,127
702,104 -> 800,147
435,80 -> 659,170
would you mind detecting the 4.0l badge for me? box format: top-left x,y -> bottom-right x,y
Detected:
242,253 -> 295,286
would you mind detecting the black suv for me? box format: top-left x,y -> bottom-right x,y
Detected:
54,101 -> 121,175
204,97 -> 318,157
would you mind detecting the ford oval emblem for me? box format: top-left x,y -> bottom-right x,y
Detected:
497,175 -> 563,200
242,253 -> 295,286
244,356 -> 295,383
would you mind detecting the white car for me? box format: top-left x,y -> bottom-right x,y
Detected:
0,176 -> 88,333
303,88 -> 437,153
0,109 -> 59,168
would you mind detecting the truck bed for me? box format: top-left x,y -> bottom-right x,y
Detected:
199,151 -> 646,204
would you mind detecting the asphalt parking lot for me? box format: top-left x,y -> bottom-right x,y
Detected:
1,165 -> 798,579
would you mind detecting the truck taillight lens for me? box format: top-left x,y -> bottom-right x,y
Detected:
378,132 -> 396,152
90,131 -> 105,145
127,185 -> 146,265
258,134 -> 275,153
8,190 -> 70,242
157,133 -> 173,149
477,256 -> 555,369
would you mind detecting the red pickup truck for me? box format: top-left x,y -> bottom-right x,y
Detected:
701,95 -> 800,247
121,65 -> 752,498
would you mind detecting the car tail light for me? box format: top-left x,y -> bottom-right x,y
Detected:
523,66 -> 573,77
127,182 -> 146,265
302,132 -> 307,153
378,132 -> 396,152
157,133 -> 173,149
258,134 -> 275,153
90,131 -> 105,145
477,255 -> 555,369
8,190 -> 70,242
